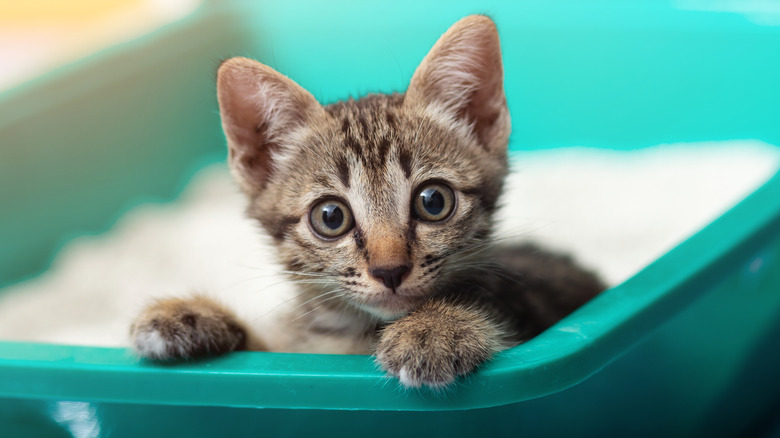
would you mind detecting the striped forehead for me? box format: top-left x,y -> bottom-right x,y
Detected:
329,96 -> 407,174
320,108 -> 411,229
346,148 -> 412,224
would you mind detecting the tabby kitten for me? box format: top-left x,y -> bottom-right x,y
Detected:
130,15 -> 604,388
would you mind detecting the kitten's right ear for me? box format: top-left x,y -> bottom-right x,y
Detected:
217,57 -> 327,194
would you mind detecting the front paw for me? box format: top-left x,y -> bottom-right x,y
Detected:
375,301 -> 502,389
130,295 -> 247,360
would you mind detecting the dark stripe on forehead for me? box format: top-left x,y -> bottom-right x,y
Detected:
344,131 -> 364,163
336,155 -> 350,188
385,111 -> 396,128
313,174 -> 337,189
398,148 -> 413,179
341,114 -> 368,165
377,136 -> 390,168
357,114 -> 370,139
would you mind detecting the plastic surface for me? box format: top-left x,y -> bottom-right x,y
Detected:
1,0 -> 780,436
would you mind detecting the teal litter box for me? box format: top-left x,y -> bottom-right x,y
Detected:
2,1 -> 780,436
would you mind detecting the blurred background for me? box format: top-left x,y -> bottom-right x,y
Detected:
0,0 -> 200,92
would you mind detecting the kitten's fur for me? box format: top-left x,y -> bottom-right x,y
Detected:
130,15 -> 604,388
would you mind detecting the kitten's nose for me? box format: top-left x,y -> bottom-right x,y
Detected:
371,265 -> 411,289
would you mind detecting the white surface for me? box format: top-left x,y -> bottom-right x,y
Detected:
0,140 -> 778,346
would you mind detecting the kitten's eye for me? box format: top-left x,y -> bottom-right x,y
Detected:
413,182 -> 456,222
309,199 -> 354,239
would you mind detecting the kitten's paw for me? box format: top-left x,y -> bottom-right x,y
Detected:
130,295 -> 247,360
375,301 -> 503,389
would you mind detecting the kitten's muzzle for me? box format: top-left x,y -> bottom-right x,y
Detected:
371,265 -> 411,290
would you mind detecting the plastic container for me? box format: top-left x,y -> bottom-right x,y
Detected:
1,1 -> 780,436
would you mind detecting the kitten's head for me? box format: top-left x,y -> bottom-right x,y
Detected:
217,16 -> 510,320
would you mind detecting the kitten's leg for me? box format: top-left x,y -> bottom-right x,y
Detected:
375,300 -> 506,389
130,295 -> 259,360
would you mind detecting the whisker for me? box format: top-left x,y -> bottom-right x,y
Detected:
250,287 -> 343,323
278,270 -> 341,278
288,289 -> 343,314
290,279 -> 342,285
217,276 -> 335,297
293,293 -> 347,321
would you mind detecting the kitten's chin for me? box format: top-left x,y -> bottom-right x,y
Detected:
355,293 -> 425,321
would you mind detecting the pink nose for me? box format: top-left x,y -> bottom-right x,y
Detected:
371,265 -> 411,289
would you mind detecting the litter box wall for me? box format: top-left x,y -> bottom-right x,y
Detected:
0,6 -> 255,288
1,1 -> 780,436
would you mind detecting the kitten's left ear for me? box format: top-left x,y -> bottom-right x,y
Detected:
405,15 -> 510,154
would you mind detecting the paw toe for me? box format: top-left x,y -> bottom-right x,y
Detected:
180,312 -> 198,327
132,325 -> 179,360
397,367 -> 418,388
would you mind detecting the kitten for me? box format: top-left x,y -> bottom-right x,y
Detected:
130,15 -> 604,389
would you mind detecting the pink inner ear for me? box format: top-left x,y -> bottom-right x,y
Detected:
220,82 -> 266,152
217,63 -> 276,191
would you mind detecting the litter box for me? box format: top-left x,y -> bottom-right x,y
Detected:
1,0 -> 780,436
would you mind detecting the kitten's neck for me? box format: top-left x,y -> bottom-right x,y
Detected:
288,296 -> 381,354
277,283 -> 382,354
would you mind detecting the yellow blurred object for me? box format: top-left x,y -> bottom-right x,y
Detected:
0,0 -> 200,91
0,0 -> 142,23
